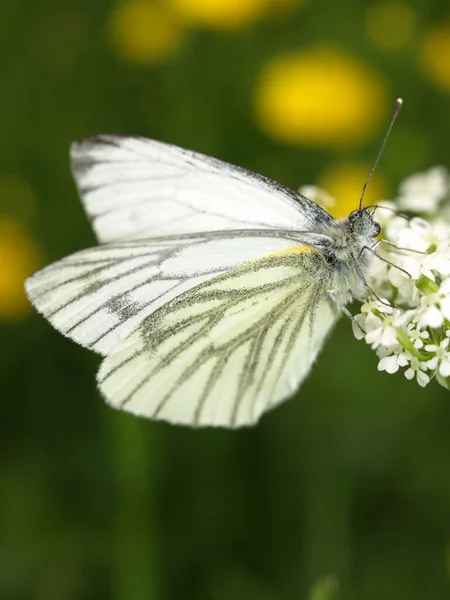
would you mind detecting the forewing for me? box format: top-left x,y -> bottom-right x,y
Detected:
97,250 -> 338,428
71,136 -> 333,243
25,232 -> 307,356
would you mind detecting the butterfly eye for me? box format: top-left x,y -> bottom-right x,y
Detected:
373,222 -> 381,237
351,216 -> 368,236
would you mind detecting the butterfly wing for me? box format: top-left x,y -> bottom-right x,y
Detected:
71,136 -> 333,243
97,248 -> 338,428
25,231 -> 323,355
28,136 -> 340,426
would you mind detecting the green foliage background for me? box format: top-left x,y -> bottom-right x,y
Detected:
1,1 -> 450,599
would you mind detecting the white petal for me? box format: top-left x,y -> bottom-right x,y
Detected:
380,327 -> 398,348
352,313 -> 366,340
419,306 -> 444,329
366,330 -> 383,346
365,312 -> 383,332
425,344 -> 438,352
439,358 -> 450,377
440,296 -> 450,321
417,370 -> 430,387
378,355 -> 399,374
404,368 -> 414,380
397,354 -> 409,367
427,357 -> 438,370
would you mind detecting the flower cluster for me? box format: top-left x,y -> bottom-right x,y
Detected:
353,166 -> 450,389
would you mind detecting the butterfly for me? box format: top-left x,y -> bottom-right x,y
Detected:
25,101 -> 402,428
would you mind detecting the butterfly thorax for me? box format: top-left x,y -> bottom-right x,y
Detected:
320,208 -> 381,300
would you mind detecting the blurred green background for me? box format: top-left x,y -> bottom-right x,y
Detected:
1,0 -> 450,598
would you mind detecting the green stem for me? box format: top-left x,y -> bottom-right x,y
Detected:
396,328 -> 428,360
108,412 -> 161,600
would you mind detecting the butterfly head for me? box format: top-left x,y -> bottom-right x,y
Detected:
347,208 -> 381,240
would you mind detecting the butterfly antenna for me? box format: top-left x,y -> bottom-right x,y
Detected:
359,98 -> 403,210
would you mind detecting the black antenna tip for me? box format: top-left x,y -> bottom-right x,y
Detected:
358,97 -> 403,210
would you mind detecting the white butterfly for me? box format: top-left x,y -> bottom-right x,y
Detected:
25,120 -> 398,428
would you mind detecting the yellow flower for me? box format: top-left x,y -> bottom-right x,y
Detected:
165,0 -> 271,30
254,47 -> 387,147
419,23 -> 450,93
318,162 -> 389,218
366,1 -> 416,52
0,218 -> 41,321
108,0 -> 184,65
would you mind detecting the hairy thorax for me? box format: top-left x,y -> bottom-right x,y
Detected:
320,215 -> 378,302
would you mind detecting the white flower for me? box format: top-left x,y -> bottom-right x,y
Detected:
365,257 -> 393,300
364,311 -> 399,351
422,244 -> 450,275
343,163 -> 450,390
352,299 -> 395,341
383,214 -> 447,254
351,313 -> 367,340
378,350 -> 409,374
361,298 -> 394,315
404,322 -> 430,349
416,300 -> 445,328
425,338 -> 450,377
384,254 -> 421,305
439,285 -> 450,322
397,166 -> 448,213
404,355 -> 430,387
416,282 -> 450,329
410,216 -> 433,237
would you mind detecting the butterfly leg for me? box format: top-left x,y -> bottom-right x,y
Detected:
378,239 -> 426,255
359,244 -> 412,279
352,259 -> 393,309
327,291 -> 366,335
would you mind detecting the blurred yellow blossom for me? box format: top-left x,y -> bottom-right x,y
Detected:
108,0 -> 184,65
366,1 -> 416,52
165,0 -> 271,30
254,47 -> 387,147
318,162 -> 388,218
0,218 -> 41,321
419,23 -> 450,93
